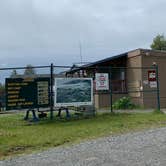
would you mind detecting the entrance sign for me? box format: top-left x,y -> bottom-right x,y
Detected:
54,78 -> 93,107
148,70 -> 157,88
148,70 -> 156,81
6,77 -> 50,110
95,73 -> 109,90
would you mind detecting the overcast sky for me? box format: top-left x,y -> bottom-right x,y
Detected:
0,0 -> 166,68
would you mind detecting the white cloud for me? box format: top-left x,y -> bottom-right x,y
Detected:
0,0 -> 166,66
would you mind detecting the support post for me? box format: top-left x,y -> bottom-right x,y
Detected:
50,63 -> 54,119
155,64 -> 160,111
110,69 -> 113,113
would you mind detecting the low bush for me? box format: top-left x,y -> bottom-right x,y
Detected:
113,97 -> 136,109
153,109 -> 164,114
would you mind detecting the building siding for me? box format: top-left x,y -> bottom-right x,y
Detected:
142,51 -> 166,108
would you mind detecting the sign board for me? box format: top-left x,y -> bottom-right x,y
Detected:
95,73 -> 109,90
6,77 -> 50,110
54,78 -> 93,107
149,81 -> 157,88
148,70 -> 157,88
148,70 -> 156,81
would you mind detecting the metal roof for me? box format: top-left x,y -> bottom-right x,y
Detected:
68,47 -> 166,72
68,52 -> 127,73
82,52 -> 127,68
67,48 -> 166,73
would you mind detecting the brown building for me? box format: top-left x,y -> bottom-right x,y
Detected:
67,48 -> 166,109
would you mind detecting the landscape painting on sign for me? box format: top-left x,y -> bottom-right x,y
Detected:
54,78 -> 93,106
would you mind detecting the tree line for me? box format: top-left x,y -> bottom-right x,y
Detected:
10,64 -> 36,78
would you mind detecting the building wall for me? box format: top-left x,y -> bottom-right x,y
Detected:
126,50 -> 144,106
141,50 -> 166,108
92,49 -> 166,109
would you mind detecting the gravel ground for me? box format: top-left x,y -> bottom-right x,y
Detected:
1,127 -> 166,166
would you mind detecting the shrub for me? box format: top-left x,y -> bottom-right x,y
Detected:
153,109 -> 164,114
113,97 -> 136,110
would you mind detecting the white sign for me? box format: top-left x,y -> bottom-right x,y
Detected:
150,81 -> 157,88
149,72 -> 156,79
95,73 -> 109,90
54,78 -> 93,107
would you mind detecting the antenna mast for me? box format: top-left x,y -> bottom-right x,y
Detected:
79,41 -> 83,64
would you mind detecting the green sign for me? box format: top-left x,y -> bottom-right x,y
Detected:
6,77 -> 50,110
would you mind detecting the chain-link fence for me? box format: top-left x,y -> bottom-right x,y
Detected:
66,65 -> 160,112
0,63 -> 160,120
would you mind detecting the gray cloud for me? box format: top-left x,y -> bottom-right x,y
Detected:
0,0 -> 166,67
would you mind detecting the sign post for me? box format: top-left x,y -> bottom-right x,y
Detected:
155,65 -> 160,111
50,63 -> 54,120
148,70 -> 157,88
95,73 -> 113,112
110,71 -> 113,113
149,65 -> 160,110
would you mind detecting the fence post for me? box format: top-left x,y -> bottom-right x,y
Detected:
50,63 -> 54,119
155,64 -> 160,111
110,68 -> 113,113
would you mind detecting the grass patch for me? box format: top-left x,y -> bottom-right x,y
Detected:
0,111 -> 166,159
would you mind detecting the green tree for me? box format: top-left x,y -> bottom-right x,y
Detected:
10,69 -> 18,78
24,64 -> 36,76
0,83 -> 5,91
151,34 -> 166,50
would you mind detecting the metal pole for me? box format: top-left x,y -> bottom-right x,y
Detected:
110,69 -> 113,113
79,41 -> 83,64
155,64 -> 160,111
50,63 -> 54,119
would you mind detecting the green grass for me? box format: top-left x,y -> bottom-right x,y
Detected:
0,111 -> 166,159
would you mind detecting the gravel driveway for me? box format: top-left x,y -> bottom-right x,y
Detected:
1,127 -> 166,166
